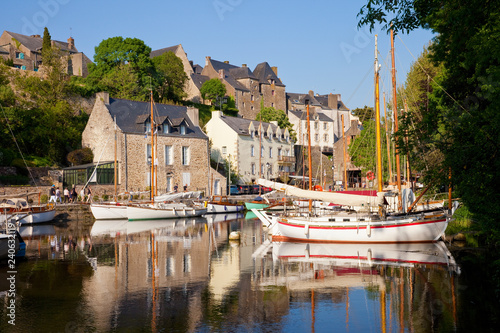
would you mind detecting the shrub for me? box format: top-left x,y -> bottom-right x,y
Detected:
102,194 -> 109,201
40,194 -> 48,203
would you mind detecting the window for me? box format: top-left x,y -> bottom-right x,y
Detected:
163,124 -> 170,134
166,176 -> 173,192
180,125 -> 186,135
261,163 -> 264,175
271,90 -> 275,96
314,121 -> 319,130
251,131 -> 255,139
250,145 -> 255,157
145,121 -> 151,133
269,147 -> 272,158
251,163 -> 256,175
315,134 -> 319,142
261,146 -> 264,157
165,145 -> 173,165
146,144 -> 152,165
15,52 -> 24,59
324,123 -> 328,130
278,148 -> 282,157
222,146 -> 227,155
285,149 -> 290,156
324,134 -> 329,142
251,95 -> 254,101
182,146 -> 190,165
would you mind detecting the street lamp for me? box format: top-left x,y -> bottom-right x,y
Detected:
331,165 -> 335,191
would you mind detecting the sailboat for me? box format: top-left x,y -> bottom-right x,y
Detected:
251,35 -> 453,243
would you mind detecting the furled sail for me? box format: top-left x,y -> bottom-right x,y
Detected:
257,179 -> 385,208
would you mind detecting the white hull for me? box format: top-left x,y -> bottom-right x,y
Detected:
205,202 -> 244,214
0,209 -> 56,224
275,216 -> 448,243
90,203 -> 128,219
127,203 -> 207,221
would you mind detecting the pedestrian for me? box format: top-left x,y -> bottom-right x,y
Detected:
48,185 -> 56,203
70,186 -> 77,203
86,186 -> 93,203
174,183 -> 178,192
183,184 -> 187,192
63,187 -> 69,203
80,187 -> 85,203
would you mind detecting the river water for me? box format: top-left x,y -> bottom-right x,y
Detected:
1,212 -> 498,332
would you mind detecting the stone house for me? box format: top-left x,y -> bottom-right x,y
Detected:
80,92 -> 226,196
201,57 -> 286,119
0,30 -> 91,77
205,111 -> 294,184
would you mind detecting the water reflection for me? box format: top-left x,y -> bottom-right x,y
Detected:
2,213 -> 494,332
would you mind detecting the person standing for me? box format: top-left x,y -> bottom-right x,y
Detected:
80,187 -> 85,203
86,186 -> 93,203
49,185 -> 56,203
56,187 -> 62,203
70,186 -> 77,203
63,188 -> 69,203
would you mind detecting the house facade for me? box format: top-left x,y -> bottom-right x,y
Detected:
0,30 -> 91,77
201,57 -> 286,120
206,111 -> 295,184
81,92 -> 225,196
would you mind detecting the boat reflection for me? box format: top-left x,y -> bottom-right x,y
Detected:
253,241 -> 460,331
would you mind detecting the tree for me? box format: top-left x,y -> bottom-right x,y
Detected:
255,106 -> 296,142
152,51 -> 188,103
351,106 -> 375,124
200,78 -> 226,107
358,0 -> 500,241
41,27 -> 52,64
87,36 -> 154,100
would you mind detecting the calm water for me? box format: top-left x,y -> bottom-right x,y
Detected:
1,212 -> 499,332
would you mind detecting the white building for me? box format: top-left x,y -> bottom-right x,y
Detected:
205,111 -> 294,184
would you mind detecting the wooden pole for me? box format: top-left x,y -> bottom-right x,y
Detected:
306,100 -> 313,213
391,29 -> 403,211
384,93 -> 392,183
375,35 -> 383,193
342,114 -> 347,190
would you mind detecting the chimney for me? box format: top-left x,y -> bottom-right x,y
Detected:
242,64 -> 247,67
271,66 -> 278,76
97,91 -> 109,105
308,90 -> 314,97
31,34 -> 41,38
218,69 -> 224,79
205,56 -> 211,66
328,93 -> 339,109
224,60 -> 229,64
186,107 -> 199,127
67,36 -> 74,50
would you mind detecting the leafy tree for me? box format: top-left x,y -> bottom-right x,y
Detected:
87,36 -> 154,100
67,147 -> 93,166
41,27 -> 52,64
255,106 -> 296,142
358,0 -> 500,242
200,78 -> 226,106
152,51 -> 187,103
0,62 -> 15,107
351,105 -> 375,124
99,64 -> 141,100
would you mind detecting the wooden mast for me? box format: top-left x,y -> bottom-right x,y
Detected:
383,93 -> 393,183
391,28 -> 403,211
150,90 -> 155,202
259,114 -> 262,195
342,114 -> 347,190
114,116 -> 117,201
375,35 -> 383,193
306,98 -> 313,213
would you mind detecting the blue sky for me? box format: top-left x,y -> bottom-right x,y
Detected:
4,0 -> 434,111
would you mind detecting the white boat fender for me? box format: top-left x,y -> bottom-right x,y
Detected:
367,222 -> 372,237
305,243 -> 310,259
304,221 -> 309,235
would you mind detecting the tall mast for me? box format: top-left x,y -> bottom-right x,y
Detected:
391,28 -> 402,210
114,116 -> 117,201
342,114 -> 347,190
383,93 -> 392,183
306,99 -> 313,213
374,35 -> 383,193
150,90 -> 155,202
259,114 -> 262,195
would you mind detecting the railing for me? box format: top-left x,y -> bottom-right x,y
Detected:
277,156 -> 296,164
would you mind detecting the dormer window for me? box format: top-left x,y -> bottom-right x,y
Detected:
163,124 -> 170,134
180,125 -> 186,135
145,121 -> 151,133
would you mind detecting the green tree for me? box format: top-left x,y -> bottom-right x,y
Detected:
255,106 -> 296,142
99,64 -> 141,100
358,0 -> 500,242
41,27 -> 52,64
87,36 -> 154,100
200,78 -> 226,106
351,105 -> 375,124
152,51 -> 188,103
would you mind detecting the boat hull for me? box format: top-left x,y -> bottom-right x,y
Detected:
205,202 -> 245,214
90,203 -> 128,219
244,202 -> 269,210
0,208 -> 56,224
127,204 -> 207,221
273,216 -> 449,243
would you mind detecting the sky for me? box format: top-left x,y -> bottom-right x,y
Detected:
3,0 -> 435,112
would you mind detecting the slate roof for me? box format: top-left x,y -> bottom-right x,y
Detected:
253,62 -> 285,87
286,93 -> 322,107
192,64 -> 203,74
107,98 -> 207,139
210,59 -> 239,73
219,114 -> 279,136
150,45 -> 179,58
230,66 -> 257,80
315,94 -> 350,111
6,31 -> 77,53
288,109 -> 333,122
191,73 -> 210,90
